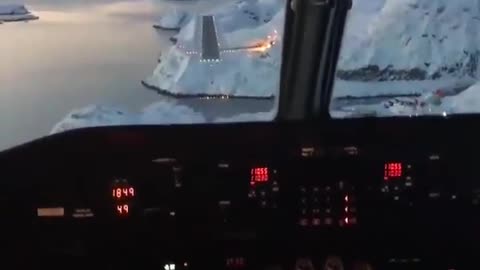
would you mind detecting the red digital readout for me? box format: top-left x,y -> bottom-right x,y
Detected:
384,162 -> 402,180
112,183 -> 134,216
116,204 -> 129,216
251,167 -> 269,184
112,187 -> 135,200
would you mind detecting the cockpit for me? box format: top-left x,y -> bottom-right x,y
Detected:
0,0 -> 478,269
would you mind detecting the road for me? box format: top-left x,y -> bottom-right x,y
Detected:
201,15 -> 221,61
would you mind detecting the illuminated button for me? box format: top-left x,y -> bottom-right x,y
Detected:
312,218 -> 321,226
313,187 -> 319,192
324,217 -> 333,225
219,201 -> 231,207
164,264 -> 176,270
300,186 -> 306,193
344,146 -> 358,155
173,167 -> 183,188
325,208 -> 331,214
350,217 -> 357,224
37,207 -> 64,217
312,208 -> 320,214
299,218 -> 309,226
260,200 -> 267,208
218,163 -> 230,168
260,191 -> 266,197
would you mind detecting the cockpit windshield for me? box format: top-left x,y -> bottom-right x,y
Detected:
0,0 -> 285,150
330,0 -> 480,118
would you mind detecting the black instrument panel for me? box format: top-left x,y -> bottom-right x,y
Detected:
1,118 -> 479,269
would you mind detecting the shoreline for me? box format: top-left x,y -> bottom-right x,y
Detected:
153,24 -> 181,31
0,16 -> 39,22
141,80 -> 274,100
152,13 -> 189,32
0,15 -> 39,22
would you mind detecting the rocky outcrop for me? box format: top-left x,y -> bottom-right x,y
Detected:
337,50 -> 480,81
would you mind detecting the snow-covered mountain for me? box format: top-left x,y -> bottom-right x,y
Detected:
144,0 -> 285,98
338,0 -> 480,81
0,4 -> 38,22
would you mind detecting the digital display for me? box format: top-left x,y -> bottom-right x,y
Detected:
251,167 -> 269,184
116,204 -> 129,216
384,162 -> 402,180
111,180 -> 135,217
112,187 -> 135,199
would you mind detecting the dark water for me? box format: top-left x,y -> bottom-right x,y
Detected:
0,0 -> 274,150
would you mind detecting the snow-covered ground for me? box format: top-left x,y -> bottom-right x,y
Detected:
444,82 -> 480,113
144,0 -> 284,98
50,101 -> 206,134
331,79 -> 480,117
146,0 -> 480,105
153,7 -> 190,30
213,107 -> 276,122
338,0 -> 480,80
51,0 -> 480,135
330,0 -> 480,117
332,78 -> 475,98
49,0 -> 280,135
0,4 -> 38,22
50,101 -> 274,134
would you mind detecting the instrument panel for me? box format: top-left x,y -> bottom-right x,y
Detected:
1,122 -> 479,269
31,145 -> 479,233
